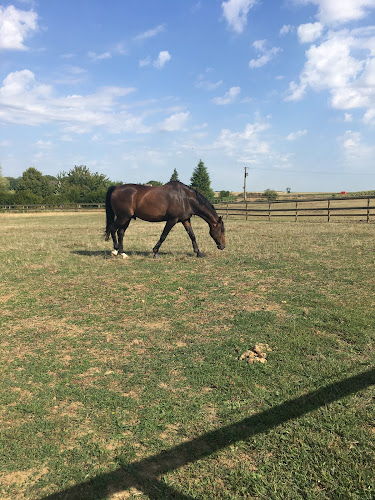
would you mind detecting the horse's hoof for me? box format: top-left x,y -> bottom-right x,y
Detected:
196,252 -> 204,258
111,249 -> 119,256
120,253 -> 129,259
153,253 -> 160,259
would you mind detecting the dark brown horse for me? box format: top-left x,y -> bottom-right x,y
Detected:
105,181 -> 225,258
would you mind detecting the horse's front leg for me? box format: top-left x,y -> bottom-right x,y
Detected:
153,219 -> 177,258
182,219 -> 204,257
116,220 -> 131,258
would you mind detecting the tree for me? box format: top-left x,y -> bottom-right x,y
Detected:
146,180 -> 163,186
170,168 -> 179,182
190,160 -> 215,199
57,165 -> 111,202
263,188 -> 278,201
0,166 -> 9,192
286,187 -> 291,194
17,167 -> 53,200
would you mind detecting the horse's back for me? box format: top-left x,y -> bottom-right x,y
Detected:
110,183 -> 191,222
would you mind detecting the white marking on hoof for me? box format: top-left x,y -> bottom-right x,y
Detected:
111,249 -> 118,256
121,253 -> 129,259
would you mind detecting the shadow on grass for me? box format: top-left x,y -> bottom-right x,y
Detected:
42,368 -> 374,500
71,250 -> 196,259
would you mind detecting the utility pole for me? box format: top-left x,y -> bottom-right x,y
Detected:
243,167 -> 248,201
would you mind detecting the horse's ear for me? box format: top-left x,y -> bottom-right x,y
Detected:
218,216 -> 222,223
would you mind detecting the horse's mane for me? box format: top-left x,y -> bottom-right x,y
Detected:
167,181 -> 216,212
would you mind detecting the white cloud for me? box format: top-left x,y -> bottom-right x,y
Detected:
344,113 -> 353,122
222,0 -> 256,33
286,129 -> 307,140
339,129 -> 373,162
88,51 -> 112,61
0,5 -> 38,51
280,24 -> 293,36
154,51 -> 171,69
0,69 -> 148,133
134,24 -> 165,41
211,116 -> 272,161
249,45 -> 281,68
311,0 -> 375,25
159,111 -> 189,131
297,22 -> 323,43
213,86 -> 240,105
286,33 -> 364,102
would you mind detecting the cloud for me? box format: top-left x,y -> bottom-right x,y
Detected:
222,0 -> 256,33
134,24 -> 165,41
297,22 -> 324,43
307,0 -> 375,25
280,24 -> 294,36
249,41 -> 281,68
0,69 -> 147,133
141,51 -> 171,69
286,33 -> 365,103
159,111 -> 190,131
0,5 -> 38,50
154,50 -> 171,69
286,129 -> 307,140
88,51 -> 112,61
339,129 -> 373,162
213,86 -> 240,105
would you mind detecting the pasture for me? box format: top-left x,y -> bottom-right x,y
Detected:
0,212 -> 374,499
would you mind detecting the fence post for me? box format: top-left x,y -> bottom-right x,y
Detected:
226,203 -> 229,218
268,202 -> 271,221
245,201 -> 248,220
367,198 -> 370,223
295,201 -> 298,222
327,199 -> 330,222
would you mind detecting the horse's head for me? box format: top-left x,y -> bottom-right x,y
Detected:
209,216 -> 226,250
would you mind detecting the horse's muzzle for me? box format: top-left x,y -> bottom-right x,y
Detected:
217,243 -> 225,250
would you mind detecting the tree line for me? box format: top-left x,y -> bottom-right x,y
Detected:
0,160 -> 228,205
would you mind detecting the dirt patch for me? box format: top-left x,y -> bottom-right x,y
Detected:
238,343 -> 272,364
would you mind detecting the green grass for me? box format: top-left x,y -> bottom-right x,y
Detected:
0,213 -> 374,499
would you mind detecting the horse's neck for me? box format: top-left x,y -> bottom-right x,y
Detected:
192,201 -> 217,225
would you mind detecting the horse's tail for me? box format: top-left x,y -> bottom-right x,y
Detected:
105,185 -> 117,240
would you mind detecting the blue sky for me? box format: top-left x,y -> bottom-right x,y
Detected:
1,0 -> 375,192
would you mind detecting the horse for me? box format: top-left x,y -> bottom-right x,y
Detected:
105,181 -> 225,258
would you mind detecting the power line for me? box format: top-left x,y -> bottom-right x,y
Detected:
248,167 -> 375,176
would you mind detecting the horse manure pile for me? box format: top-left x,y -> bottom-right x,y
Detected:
238,343 -> 272,364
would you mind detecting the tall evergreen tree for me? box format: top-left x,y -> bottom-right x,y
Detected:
169,168 -> 179,182
190,160 -> 215,199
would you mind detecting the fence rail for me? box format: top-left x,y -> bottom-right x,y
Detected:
1,196 -> 374,222
215,196 -> 375,223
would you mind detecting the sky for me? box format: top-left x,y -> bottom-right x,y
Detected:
1,0 -> 375,193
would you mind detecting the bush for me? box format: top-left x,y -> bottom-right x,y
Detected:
263,189 -> 278,201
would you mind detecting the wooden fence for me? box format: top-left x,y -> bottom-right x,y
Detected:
1,196 -> 374,222
215,196 -> 375,223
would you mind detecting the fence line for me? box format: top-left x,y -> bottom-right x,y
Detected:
215,196 -> 375,223
1,196 -> 374,222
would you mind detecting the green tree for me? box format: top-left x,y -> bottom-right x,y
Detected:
0,166 -> 10,192
57,165 -> 111,203
169,168 -> 179,182
6,177 -> 21,191
263,188 -> 278,201
190,160 -> 215,199
146,180 -> 163,186
17,167 -> 53,200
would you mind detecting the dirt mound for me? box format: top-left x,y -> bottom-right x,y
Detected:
238,343 -> 272,364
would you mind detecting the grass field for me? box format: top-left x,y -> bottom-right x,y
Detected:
0,212 -> 374,499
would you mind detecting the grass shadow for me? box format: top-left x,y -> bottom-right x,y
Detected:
42,368 -> 374,500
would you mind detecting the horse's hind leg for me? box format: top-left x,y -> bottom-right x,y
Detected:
153,219 -> 177,258
182,219 -> 203,257
117,219 -> 131,258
